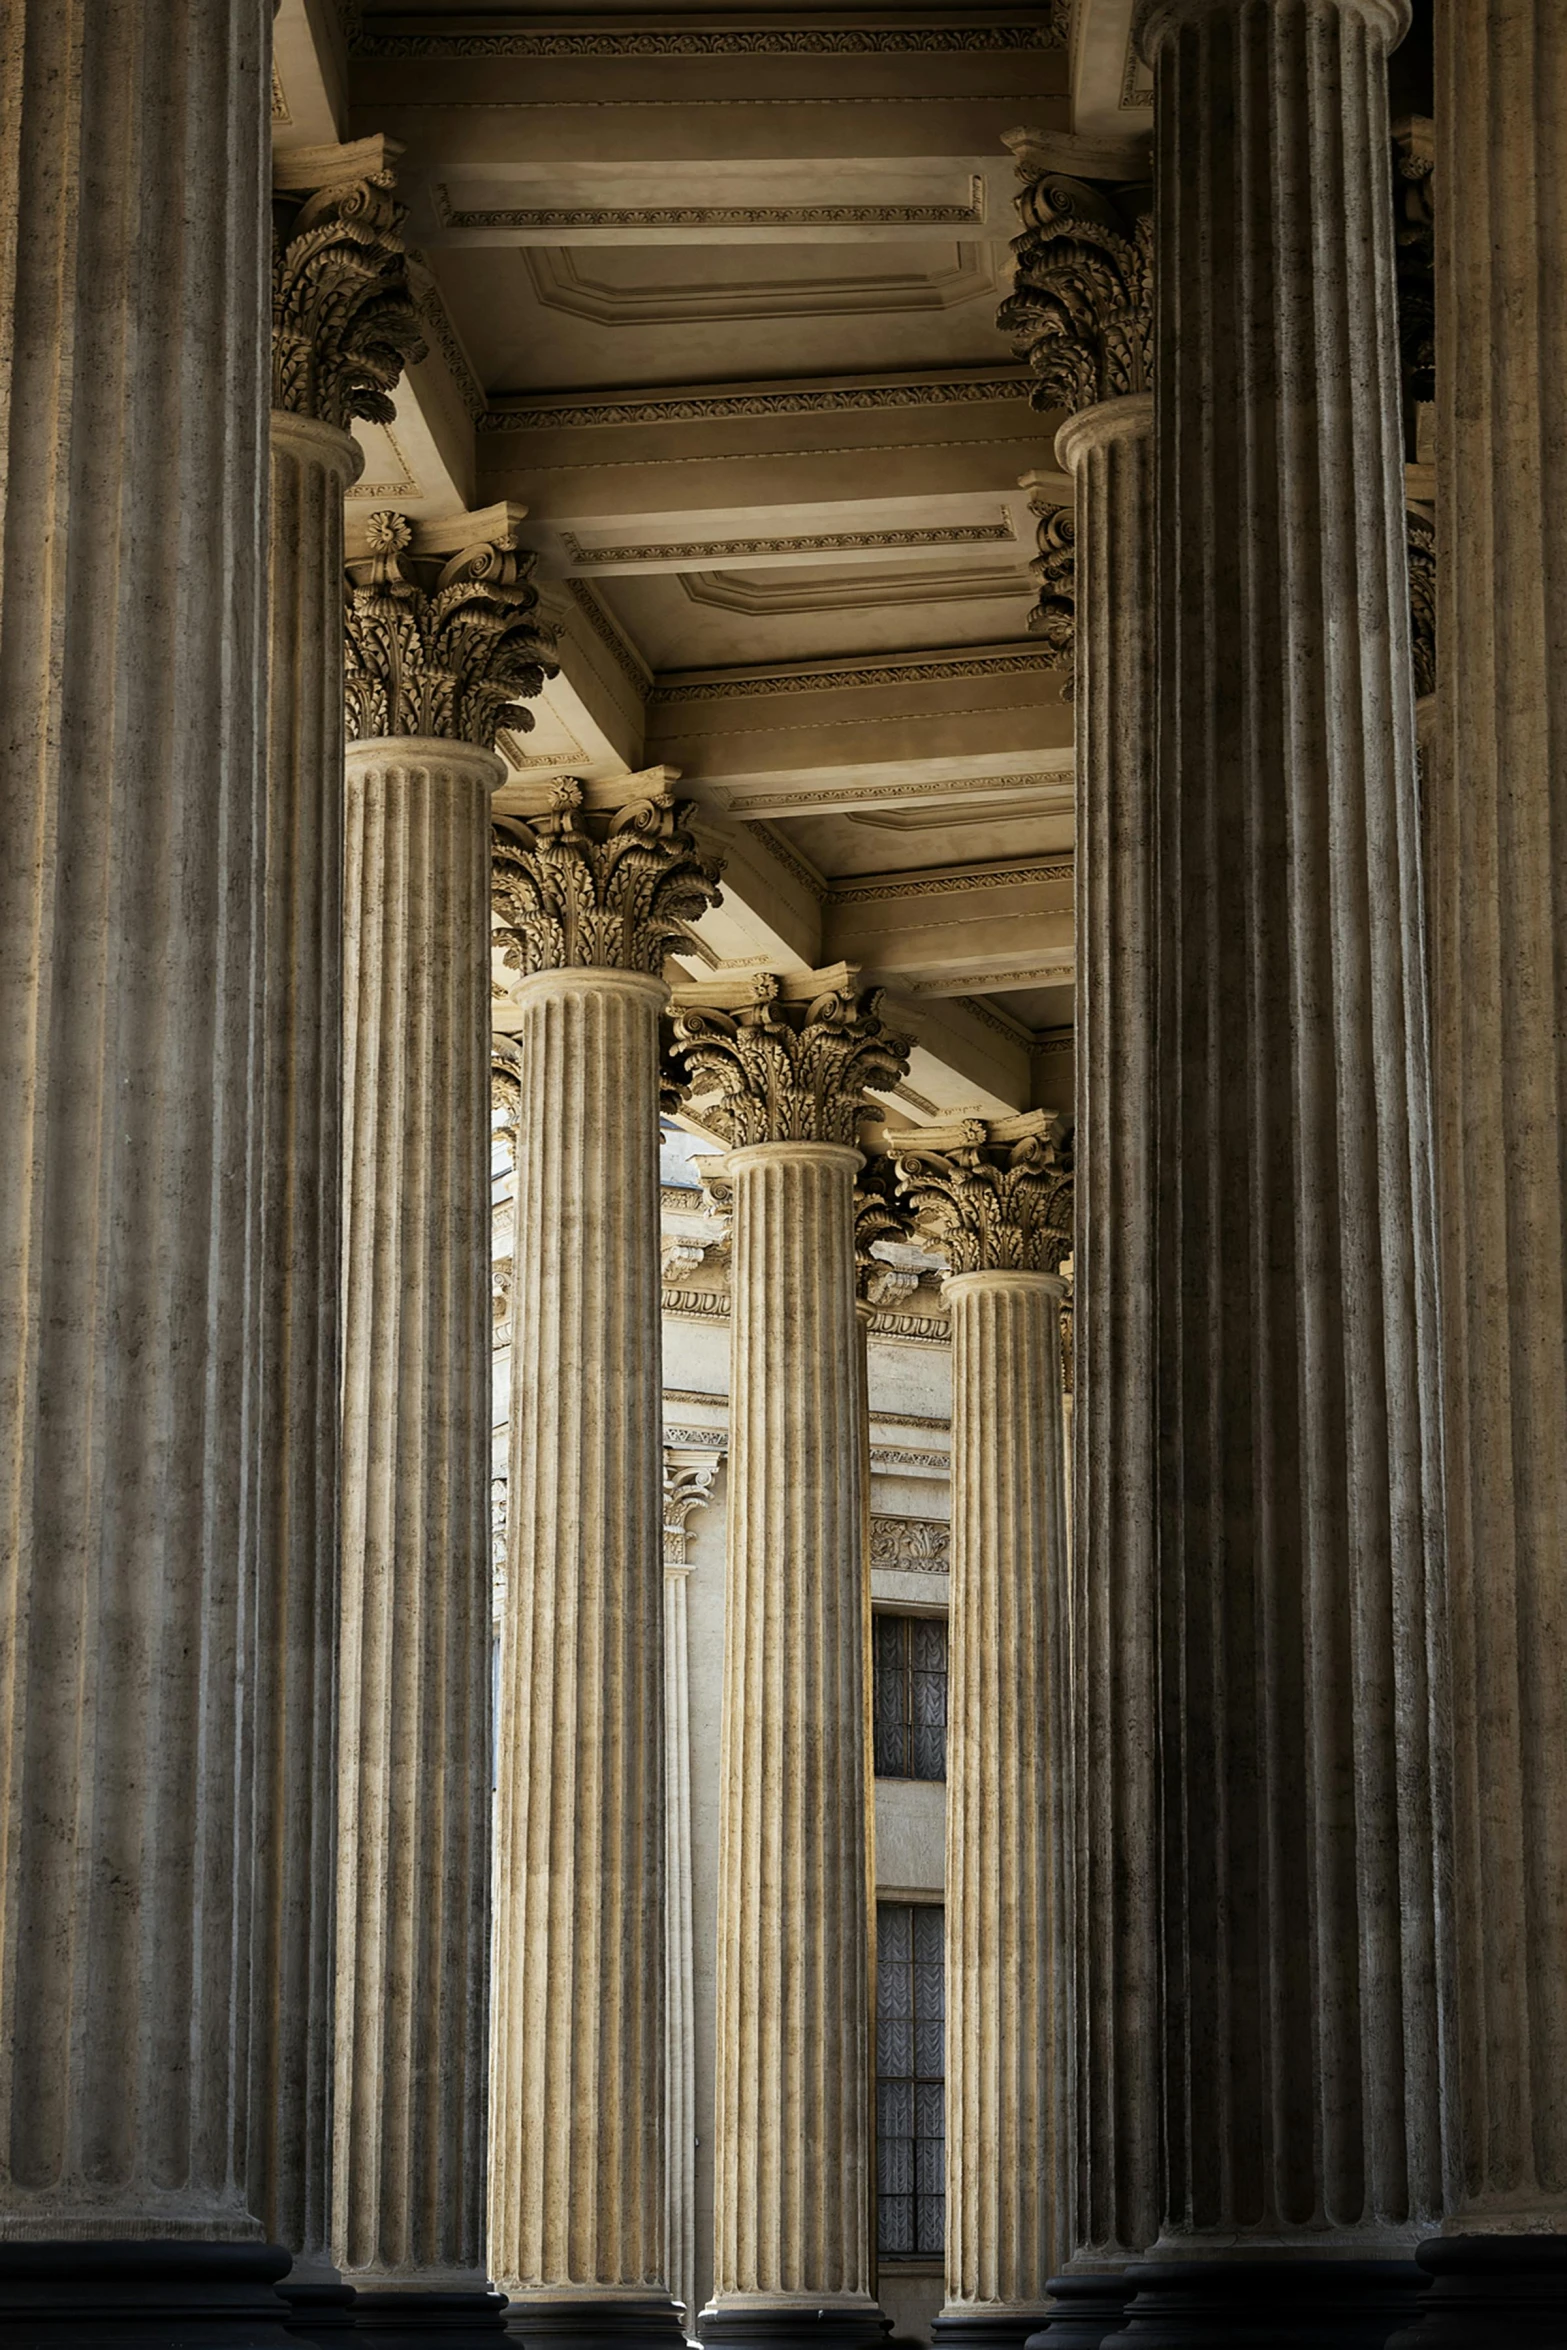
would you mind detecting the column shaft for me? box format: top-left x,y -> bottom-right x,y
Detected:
1127,0 -> 1442,2331
248,409 -> 360,2293
0,0 -> 289,2329
941,1273 -> 1068,2339
490,968 -> 681,2344
706,1144 -> 884,2347
1056,397 -> 1159,2288
1398,1 -> 1567,2335
336,738 -> 502,2325
665,1557 -> 698,2337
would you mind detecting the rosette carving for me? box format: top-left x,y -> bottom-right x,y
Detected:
892,1113 -> 1073,1276
273,171 -> 425,430
490,783 -> 722,977
998,172 -> 1153,413
671,981 -> 911,1149
345,510 -> 559,749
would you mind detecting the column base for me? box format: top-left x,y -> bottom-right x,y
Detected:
1103,2261 -> 1426,2347
279,2281 -> 359,2342
350,2292 -> 510,2348
697,2305 -> 891,2350
506,2298 -> 689,2350
0,2240 -> 297,2348
1385,2236 -> 1567,2348
933,2310 -> 1054,2350
1024,2277 -> 1137,2347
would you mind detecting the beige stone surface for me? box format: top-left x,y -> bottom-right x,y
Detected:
0,0 -> 270,2240
1429,0 -> 1567,2238
335,736 -> 502,2286
1135,0 -> 1443,2255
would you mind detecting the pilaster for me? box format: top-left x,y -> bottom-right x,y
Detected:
486,778 -> 720,2350
336,506 -> 557,2345
669,981 -> 908,2350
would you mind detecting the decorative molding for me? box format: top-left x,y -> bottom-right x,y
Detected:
344,510 -> 558,750
1032,1028 -> 1075,1056
829,858 -> 1073,906
650,647 -> 1054,707
523,243 -> 995,330
680,560 -> 1033,622
672,979 -> 910,1150
272,165 -> 426,431
740,823 -> 829,904
661,1288 -> 731,1323
492,782 -> 721,979
562,520 -> 1017,568
343,423 -> 421,501
480,371 -> 1032,433
953,994 -> 1036,1047
719,766 -> 1071,818
271,66 -> 292,124
911,964 -> 1074,993
406,248 -> 487,418
893,1111 -> 1073,1275
870,1516 -> 952,1572
663,1426 -> 728,1452
999,170 -> 1153,412
560,577 -> 653,699
355,20 -> 1068,57
870,1445 -> 951,1471
435,178 -> 986,234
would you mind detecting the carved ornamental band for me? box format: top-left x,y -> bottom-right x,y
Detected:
491,784 -> 722,978
999,173 -> 1153,416
345,510 -> 559,750
273,158 -> 425,431
671,980 -> 910,1150
893,1113 -> 1073,1277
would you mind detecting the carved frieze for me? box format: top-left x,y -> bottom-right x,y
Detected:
893,1113 -> 1073,1277
273,166 -> 425,432
869,1517 -> 951,1573
491,782 -> 722,979
344,510 -> 559,750
999,173 -> 1153,415
671,979 -> 911,1150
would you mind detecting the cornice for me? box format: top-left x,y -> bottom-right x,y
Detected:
479,368 -> 1032,434
436,178 -> 986,234
718,766 -> 1068,816
828,856 -> 1073,905
354,15 -> 1068,58
649,645 -> 1054,707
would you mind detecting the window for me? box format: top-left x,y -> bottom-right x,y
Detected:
876,1900 -> 945,2257
873,1611 -> 948,1781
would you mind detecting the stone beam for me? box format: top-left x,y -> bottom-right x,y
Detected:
822,854 -> 1074,990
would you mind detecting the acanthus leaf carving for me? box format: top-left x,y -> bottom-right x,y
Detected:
893,1114 -> 1073,1277
663,1453 -> 721,1566
998,172 -> 1154,414
491,784 -> 722,979
1026,491 -> 1076,687
345,510 -> 560,751
273,172 -> 426,432
869,1516 -> 952,1573
671,981 -> 911,1151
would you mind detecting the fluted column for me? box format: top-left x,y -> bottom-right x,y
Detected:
485,783 -> 721,2350
670,982 -> 909,2350
1112,1 -> 1442,2340
890,1120 -> 1073,2350
0,1 -> 290,2338
336,508 -> 557,2343
1002,163 -> 1159,2342
255,140 -> 423,2328
1395,8 -> 1567,2340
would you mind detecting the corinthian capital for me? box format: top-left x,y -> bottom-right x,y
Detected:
491,779 -> 723,979
273,137 -> 425,431
892,1112 -> 1072,1276
344,506 -> 559,750
999,172 -> 1153,413
671,974 -> 911,1151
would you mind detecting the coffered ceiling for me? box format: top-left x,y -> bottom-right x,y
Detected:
277,0 -> 1124,1124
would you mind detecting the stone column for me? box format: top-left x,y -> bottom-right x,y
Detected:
1112,1 -> 1443,2340
663,1452 -> 723,2340
1001,165 -> 1159,2345
336,506 -> 557,2343
485,781 -> 721,2349
887,1119 -> 1073,2350
669,980 -> 909,2350
1394,8 -> 1567,2340
0,1 -> 291,2338
257,138 -> 423,2331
